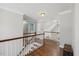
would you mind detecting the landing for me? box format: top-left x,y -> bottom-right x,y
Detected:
27,39 -> 63,56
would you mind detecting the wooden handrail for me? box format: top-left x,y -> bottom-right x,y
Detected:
44,31 -> 59,34
23,32 -> 36,35
0,33 -> 44,43
0,31 -> 59,43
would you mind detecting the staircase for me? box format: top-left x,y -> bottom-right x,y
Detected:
18,36 -> 43,56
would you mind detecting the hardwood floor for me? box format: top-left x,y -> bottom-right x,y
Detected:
26,39 -> 63,56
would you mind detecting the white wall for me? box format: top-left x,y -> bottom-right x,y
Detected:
0,8 -> 23,56
74,4 -> 79,56
59,9 -> 74,48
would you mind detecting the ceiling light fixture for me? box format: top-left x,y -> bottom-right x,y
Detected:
39,9 -> 46,16
40,12 -> 45,16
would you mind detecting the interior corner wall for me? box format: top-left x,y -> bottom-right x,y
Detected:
0,8 -> 23,56
74,4 -> 79,56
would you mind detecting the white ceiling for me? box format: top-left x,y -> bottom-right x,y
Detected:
0,3 -> 74,21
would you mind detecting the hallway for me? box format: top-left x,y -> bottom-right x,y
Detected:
26,39 -> 63,56
0,3 -> 74,56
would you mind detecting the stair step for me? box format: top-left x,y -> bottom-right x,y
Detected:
23,42 -> 41,56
